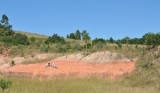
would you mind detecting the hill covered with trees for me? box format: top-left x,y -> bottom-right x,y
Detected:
0,14 -> 160,93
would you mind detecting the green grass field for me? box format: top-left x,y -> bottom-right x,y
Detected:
1,77 -> 159,93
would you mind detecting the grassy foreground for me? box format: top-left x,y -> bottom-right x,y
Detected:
0,77 -> 159,93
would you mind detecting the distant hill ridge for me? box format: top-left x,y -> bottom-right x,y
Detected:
14,30 -> 49,38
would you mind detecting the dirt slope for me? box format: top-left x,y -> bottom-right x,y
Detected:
2,60 -> 135,79
1,51 -> 136,79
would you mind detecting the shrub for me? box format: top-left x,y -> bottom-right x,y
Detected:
96,42 -> 103,49
83,43 -> 92,49
116,41 -> 122,48
68,49 -> 74,53
137,60 -> 153,69
11,60 -> 15,66
12,33 -> 29,45
40,43 -> 49,53
74,42 -> 82,51
135,44 -> 138,48
58,47 -> 66,53
35,40 -> 42,47
0,79 -> 12,93
8,47 -> 19,57
92,38 -> 106,45
30,37 -> 35,43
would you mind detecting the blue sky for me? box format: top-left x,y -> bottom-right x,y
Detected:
1,0 -> 160,40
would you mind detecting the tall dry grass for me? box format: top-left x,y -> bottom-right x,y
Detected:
0,77 -> 159,93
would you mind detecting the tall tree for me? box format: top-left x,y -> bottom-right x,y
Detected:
66,34 -> 69,38
69,33 -> 76,39
124,36 -> 130,44
75,30 -> 81,40
143,32 -> 157,50
45,33 -> 65,46
0,14 -> 14,36
109,37 -> 114,43
81,30 -> 87,40
81,30 -> 91,51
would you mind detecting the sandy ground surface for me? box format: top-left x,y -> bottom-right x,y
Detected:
2,60 -> 135,79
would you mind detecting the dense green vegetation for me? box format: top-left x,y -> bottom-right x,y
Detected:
0,14 -> 160,93
1,14 -> 160,54
0,14 -> 29,46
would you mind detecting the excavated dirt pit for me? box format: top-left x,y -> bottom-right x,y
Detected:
2,60 -> 136,79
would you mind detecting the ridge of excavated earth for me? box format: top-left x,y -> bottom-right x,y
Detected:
0,51 -> 136,79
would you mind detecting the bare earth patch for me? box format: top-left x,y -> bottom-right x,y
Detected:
2,60 -> 135,79
1,51 -> 136,79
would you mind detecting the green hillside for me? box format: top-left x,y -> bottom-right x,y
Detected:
0,14 -> 160,93
15,30 -> 49,39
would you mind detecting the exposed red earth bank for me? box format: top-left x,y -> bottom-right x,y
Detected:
2,60 -> 136,79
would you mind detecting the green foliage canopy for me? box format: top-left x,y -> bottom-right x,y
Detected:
12,33 -> 29,45
92,38 -> 106,45
30,37 -> 36,43
75,30 -> 81,40
0,14 -> 15,36
45,33 -> 65,46
0,79 -> 12,92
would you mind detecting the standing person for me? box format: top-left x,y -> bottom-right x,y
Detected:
52,62 -> 57,68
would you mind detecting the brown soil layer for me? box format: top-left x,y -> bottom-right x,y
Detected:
2,60 -> 136,79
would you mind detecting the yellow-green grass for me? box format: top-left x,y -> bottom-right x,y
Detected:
22,53 -> 63,64
0,77 -> 159,93
14,30 -> 49,40
22,56 -> 54,64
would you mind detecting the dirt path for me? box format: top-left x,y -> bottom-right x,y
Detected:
2,60 -> 136,79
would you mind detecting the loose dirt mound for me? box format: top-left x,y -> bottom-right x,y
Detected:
55,51 -> 131,62
0,53 -> 54,70
2,60 -> 135,79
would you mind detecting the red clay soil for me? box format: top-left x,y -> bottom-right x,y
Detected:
2,60 -> 136,79
0,54 -> 4,58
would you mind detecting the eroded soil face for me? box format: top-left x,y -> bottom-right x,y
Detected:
2,60 -> 136,79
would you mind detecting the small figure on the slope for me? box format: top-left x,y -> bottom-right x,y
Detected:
52,62 -> 57,68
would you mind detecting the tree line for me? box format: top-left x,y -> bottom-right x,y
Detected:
67,30 -> 160,50
0,14 -> 160,51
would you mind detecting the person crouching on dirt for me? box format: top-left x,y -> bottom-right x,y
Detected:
45,63 -> 48,68
52,63 -> 57,68
45,63 -> 50,68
